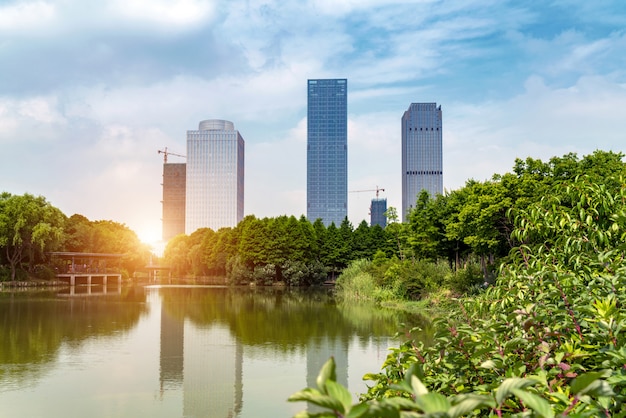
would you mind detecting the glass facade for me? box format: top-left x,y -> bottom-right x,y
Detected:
401,103 -> 443,222
185,120 -> 244,233
307,79 -> 348,226
370,198 -> 387,228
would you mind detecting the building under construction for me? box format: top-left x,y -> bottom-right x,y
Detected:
159,148 -> 186,241
370,198 -> 387,228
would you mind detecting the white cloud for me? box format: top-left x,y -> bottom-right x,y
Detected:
107,0 -> 216,28
443,74 -> 626,190
0,1 -> 56,31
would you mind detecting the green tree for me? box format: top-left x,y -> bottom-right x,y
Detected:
163,234 -> 191,277
407,190 -> 440,260
0,193 -> 65,280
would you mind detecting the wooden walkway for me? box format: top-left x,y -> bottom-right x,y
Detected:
55,273 -> 122,286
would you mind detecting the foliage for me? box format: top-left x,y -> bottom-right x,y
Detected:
293,174 -> 626,417
0,193 -> 65,280
0,192 -> 150,281
164,213 -> 394,285
336,259 -> 377,301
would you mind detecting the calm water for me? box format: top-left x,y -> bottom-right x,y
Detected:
0,285 -> 427,418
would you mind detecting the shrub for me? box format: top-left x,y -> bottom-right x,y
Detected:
336,259 -> 377,301
446,261 -> 484,293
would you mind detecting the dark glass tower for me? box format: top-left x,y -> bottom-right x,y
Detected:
370,198 -> 387,228
307,79 -> 348,226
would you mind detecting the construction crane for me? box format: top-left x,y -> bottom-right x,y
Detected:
348,186 -> 385,198
157,147 -> 186,164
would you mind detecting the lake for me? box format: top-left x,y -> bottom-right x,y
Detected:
0,285 -> 428,418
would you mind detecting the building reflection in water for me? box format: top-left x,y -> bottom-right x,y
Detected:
155,288 -> 412,417
159,297 -> 243,417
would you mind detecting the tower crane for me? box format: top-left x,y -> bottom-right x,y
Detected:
157,147 -> 186,164
348,186 -> 385,198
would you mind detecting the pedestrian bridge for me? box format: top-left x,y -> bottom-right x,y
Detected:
48,252 -> 124,286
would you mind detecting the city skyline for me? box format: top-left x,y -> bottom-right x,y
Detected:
2,1 -> 626,244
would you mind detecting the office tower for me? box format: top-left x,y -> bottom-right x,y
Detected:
307,79 -> 348,226
401,103 -> 443,222
370,198 -> 387,228
185,119 -> 244,233
161,162 -> 186,241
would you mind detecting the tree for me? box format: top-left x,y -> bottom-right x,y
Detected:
163,234 -> 191,277
407,190 -> 440,260
352,220 -> 373,260
0,193 -> 65,280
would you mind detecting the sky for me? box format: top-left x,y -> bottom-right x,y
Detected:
2,0 -> 626,246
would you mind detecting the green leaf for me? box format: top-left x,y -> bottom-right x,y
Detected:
448,394 -> 495,418
480,360 -> 497,369
570,371 -> 613,397
325,380 -> 352,414
345,402 -> 369,418
495,377 -> 536,405
413,392 -> 451,413
410,375 -> 429,396
316,357 -> 337,392
511,389 -> 554,418
288,388 -> 344,411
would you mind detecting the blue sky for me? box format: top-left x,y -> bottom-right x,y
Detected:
2,0 -> 626,244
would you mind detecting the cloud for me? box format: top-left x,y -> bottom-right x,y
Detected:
443,74 -> 626,190
107,0 -> 216,28
0,1 -> 56,31
2,0 -> 626,240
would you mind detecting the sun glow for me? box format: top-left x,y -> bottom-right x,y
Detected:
135,223 -> 166,256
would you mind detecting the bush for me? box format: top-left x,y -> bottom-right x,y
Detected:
446,261 -> 484,293
34,265 -> 57,281
282,260 -> 328,286
336,259 -> 377,301
226,255 -> 253,285
252,264 -> 276,286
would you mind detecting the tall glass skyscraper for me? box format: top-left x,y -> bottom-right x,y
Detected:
185,119 -> 244,233
307,79 -> 348,226
401,103 -> 443,222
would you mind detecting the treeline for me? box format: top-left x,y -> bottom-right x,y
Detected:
164,216 -> 391,285
165,150 -> 626,296
290,152 -> 626,414
0,192 -> 150,281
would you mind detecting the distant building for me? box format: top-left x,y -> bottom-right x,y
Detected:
161,163 -> 186,241
185,120 -> 244,233
401,103 -> 443,222
370,198 -> 387,228
307,79 -> 348,226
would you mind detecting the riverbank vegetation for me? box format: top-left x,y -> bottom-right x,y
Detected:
289,152 -> 626,415
0,193 -> 151,281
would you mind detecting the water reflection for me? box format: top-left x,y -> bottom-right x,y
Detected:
0,286 -> 429,418
155,286 -> 428,417
0,286 -> 146,391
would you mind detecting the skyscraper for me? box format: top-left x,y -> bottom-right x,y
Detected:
161,162 -> 186,241
185,119 -> 244,233
401,103 -> 443,222
370,198 -> 387,228
307,79 -> 348,226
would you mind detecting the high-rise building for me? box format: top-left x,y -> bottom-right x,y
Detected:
401,103 -> 443,222
185,119 -> 244,233
161,162 -> 186,241
370,198 -> 387,228
307,79 -> 348,226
